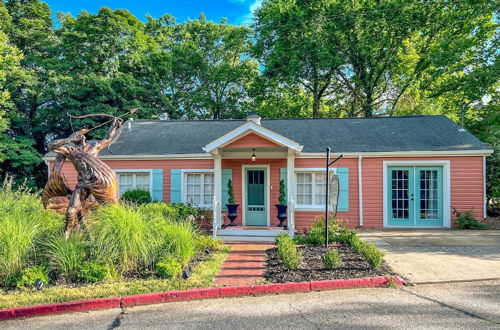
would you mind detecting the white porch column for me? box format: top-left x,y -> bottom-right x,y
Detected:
213,151 -> 222,235
287,149 -> 295,237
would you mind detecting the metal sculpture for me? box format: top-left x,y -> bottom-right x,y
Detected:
42,109 -> 136,238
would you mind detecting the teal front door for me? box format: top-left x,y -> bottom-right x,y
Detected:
245,168 -> 267,226
387,166 -> 443,227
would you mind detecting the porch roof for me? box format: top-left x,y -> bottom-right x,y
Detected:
44,115 -> 492,158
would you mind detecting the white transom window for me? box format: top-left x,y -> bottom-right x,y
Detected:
296,172 -> 327,206
184,173 -> 214,207
117,172 -> 151,197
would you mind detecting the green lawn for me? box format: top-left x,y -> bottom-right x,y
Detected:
0,248 -> 228,309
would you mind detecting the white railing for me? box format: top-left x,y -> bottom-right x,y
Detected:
288,196 -> 295,238
212,195 -> 219,238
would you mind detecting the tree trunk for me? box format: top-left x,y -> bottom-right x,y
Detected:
363,89 -> 374,117
312,94 -> 321,118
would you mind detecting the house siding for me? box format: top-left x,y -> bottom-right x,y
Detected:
49,155 -> 485,230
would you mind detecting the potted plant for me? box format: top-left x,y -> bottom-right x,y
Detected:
225,179 -> 239,226
275,179 -> 287,227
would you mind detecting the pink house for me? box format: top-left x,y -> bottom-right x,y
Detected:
44,114 -> 493,241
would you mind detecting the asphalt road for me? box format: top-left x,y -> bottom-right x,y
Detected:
2,280 -> 500,329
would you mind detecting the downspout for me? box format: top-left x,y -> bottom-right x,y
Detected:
483,156 -> 487,219
358,155 -> 363,227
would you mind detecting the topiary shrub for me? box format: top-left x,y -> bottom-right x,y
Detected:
14,265 -> 50,290
277,235 -> 301,270
322,250 -> 341,269
78,261 -> 117,283
121,189 -> 152,205
155,256 -> 182,279
361,242 -> 385,269
453,208 -> 489,230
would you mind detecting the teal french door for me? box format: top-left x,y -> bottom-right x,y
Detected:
245,168 -> 267,226
387,166 -> 443,227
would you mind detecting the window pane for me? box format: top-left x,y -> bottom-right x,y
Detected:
296,173 -> 313,205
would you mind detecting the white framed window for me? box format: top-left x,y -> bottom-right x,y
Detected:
117,172 -> 151,197
184,172 -> 214,207
296,171 -> 327,207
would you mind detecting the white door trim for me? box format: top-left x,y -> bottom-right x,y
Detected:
242,164 -> 271,226
383,160 -> 451,228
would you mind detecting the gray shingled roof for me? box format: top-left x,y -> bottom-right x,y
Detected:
95,115 -> 491,156
49,115 -> 492,157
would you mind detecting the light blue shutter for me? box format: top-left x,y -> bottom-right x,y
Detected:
152,169 -> 163,202
337,168 -> 349,212
221,169 -> 232,210
170,169 -> 182,203
280,168 -> 288,204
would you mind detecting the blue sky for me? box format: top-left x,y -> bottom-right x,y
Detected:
43,0 -> 261,25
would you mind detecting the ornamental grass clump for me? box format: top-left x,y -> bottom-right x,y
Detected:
0,178 -> 62,285
160,221 -> 197,267
322,250 -> 341,269
277,235 -> 301,270
46,235 -> 87,283
89,203 -> 160,272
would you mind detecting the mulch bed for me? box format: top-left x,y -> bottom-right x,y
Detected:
265,243 -> 394,283
485,216 -> 500,230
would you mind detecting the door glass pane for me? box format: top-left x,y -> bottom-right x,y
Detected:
391,170 -> 410,219
248,170 -> 264,206
420,170 -> 439,219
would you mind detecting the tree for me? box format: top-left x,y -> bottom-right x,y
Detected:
169,15 -> 258,119
253,0 -> 343,118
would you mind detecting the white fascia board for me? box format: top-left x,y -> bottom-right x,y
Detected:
203,122 -> 303,153
297,149 -> 494,158
42,153 -> 212,161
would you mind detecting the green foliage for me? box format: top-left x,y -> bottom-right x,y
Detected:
361,242 -> 385,269
14,265 -> 49,290
77,262 -> 117,284
169,203 -> 200,221
453,208 -> 490,230
0,178 -> 62,285
121,189 -> 152,205
277,235 -> 301,270
195,235 -> 223,252
88,203 -> 159,272
155,256 -> 182,279
227,179 -> 235,205
278,179 -> 286,205
160,221 -> 197,267
138,202 -> 179,221
46,235 -> 86,283
322,250 -> 341,269
293,216 -> 341,245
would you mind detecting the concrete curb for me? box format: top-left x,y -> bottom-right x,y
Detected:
0,275 -> 405,321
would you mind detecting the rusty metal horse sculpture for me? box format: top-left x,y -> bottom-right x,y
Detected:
42,109 -> 137,238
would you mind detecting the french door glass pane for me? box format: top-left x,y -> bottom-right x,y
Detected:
391,170 -> 410,219
420,170 -> 439,219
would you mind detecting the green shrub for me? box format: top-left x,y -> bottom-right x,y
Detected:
78,261 -> 117,284
227,179 -> 235,204
195,235 -> 223,252
121,189 -> 152,205
46,235 -> 86,282
155,256 -> 182,279
170,203 -> 200,221
454,208 -> 489,230
322,250 -> 341,269
275,231 -> 289,245
278,178 -> 287,205
277,235 -> 301,270
0,178 -> 63,285
346,234 -> 364,253
89,203 -> 158,272
14,265 -> 50,290
361,242 -> 385,269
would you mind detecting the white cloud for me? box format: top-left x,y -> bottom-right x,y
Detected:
238,0 -> 263,25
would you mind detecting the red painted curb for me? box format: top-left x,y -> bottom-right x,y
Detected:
0,276 -> 404,321
0,297 -> 120,321
121,287 -> 220,308
310,276 -> 390,291
219,281 -> 311,298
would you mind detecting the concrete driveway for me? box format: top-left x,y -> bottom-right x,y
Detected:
358,229 -> 500,283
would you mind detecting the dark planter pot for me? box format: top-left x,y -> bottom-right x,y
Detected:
275,204 -> 287,228
226,204 -> 239,226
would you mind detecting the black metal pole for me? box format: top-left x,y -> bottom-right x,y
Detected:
325,147 -> 330,248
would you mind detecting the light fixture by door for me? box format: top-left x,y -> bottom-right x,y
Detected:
251,149 -> 256,163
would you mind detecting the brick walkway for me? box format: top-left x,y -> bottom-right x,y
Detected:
215,242 -> 274,286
